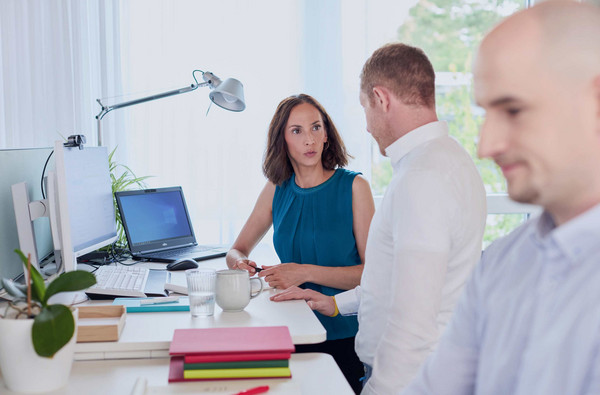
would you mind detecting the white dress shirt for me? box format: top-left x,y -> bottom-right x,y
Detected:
336,121 -> 487,394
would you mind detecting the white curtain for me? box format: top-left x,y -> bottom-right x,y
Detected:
0,0 -> 123,149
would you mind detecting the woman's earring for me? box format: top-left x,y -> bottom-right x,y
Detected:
324,141 -> 330,150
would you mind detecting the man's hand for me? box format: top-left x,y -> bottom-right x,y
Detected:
270,286 -> 336,316
232,258 -> 260,276
258,263 -> 307,289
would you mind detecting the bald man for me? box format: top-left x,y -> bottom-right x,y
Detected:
403,2 -> 600,394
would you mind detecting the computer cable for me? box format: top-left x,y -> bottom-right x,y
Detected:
111,242 -> 138,266
40,150 -> 54,199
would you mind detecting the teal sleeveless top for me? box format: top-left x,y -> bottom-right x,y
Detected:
272,168 -> 361,340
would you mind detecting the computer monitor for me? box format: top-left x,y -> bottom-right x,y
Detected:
0,148 -> 55,282
50,141 -> 118,272
10,140 -> 117,277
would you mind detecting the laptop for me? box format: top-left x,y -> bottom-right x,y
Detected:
115,187 -> 227,263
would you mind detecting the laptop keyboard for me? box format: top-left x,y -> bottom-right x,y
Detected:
86,266 -> 149,298
144,245 -> 215,259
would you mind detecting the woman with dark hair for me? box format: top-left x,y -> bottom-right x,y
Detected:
226,94 -> 374,393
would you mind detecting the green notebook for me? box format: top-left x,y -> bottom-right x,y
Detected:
183,367 -> 291,380
184,359 -> 289,370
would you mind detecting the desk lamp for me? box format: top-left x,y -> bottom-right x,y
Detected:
95,70 -> 245,146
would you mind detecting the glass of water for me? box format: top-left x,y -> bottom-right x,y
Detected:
185,268 -> 217,317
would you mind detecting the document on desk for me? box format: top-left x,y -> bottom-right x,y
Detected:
113,297 -> 190,313
140,381 -> 300,394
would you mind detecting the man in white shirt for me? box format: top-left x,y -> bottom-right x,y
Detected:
272,43 -> 487,393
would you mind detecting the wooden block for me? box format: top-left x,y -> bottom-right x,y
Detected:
76,305 -> 126,343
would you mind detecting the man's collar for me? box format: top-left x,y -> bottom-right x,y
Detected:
533,203 -> 600,264
384,121 -> 448,167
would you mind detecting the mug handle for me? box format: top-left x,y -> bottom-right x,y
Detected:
249,277 -> 263,299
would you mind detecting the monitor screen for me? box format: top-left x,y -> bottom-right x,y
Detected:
118,190 -> 193,245
52,142 -> 117,272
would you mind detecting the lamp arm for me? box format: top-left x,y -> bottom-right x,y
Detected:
94,68 -> 244,147
95,82 -> 209,121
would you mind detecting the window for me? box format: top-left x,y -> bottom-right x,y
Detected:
371,0 -> 531,246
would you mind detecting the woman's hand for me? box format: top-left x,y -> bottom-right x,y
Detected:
270,286 -> 336,316
258,263 -> 308,289
232,258 -> 261,276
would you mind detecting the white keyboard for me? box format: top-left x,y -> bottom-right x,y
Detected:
86,266 -> 149,298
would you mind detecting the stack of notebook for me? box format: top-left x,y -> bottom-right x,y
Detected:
168,326 -> 295,382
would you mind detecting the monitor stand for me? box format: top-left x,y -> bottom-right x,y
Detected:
41,263 -> 58,277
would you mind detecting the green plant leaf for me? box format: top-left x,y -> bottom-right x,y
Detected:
32,304 -> 74,358
108,145 -> 117,165
43,271 -> 97,304
14,249 -> 46,304
0,278 -> 26,299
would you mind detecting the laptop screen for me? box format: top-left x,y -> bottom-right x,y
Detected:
115,187 -> 197,252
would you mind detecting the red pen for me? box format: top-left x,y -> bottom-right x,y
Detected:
234,385 -> 269,395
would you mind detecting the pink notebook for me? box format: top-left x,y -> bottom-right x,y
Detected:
169,326 -> 295,357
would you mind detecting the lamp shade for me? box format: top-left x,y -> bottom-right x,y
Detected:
209,78 -> 246,112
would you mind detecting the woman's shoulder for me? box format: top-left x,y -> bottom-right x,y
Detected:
335,168 -> 364,188
336,168 -> 362,179
332,169 -> 370,196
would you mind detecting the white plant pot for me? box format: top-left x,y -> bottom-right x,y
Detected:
0,309 -> 77,393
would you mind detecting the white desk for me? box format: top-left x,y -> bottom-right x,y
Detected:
75,246 -> 326,360
0,353 -> 354,395
76,289 -> 326,360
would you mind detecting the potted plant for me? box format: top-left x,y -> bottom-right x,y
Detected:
0,249 -> 96,393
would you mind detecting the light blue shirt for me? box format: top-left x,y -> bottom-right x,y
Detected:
403,203 -> 600,395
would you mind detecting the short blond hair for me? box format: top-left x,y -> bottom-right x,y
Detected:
360,43 -> 435,108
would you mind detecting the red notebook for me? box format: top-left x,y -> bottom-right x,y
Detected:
169,326 -> 295,357
185,351 -> 292,364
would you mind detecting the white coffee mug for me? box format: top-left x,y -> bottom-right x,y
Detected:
215,269 -> 263,312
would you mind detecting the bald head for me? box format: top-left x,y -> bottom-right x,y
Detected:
475,1 -> 600,225
479,1 -> 600,86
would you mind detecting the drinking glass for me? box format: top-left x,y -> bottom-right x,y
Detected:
185,268 -> 216,317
